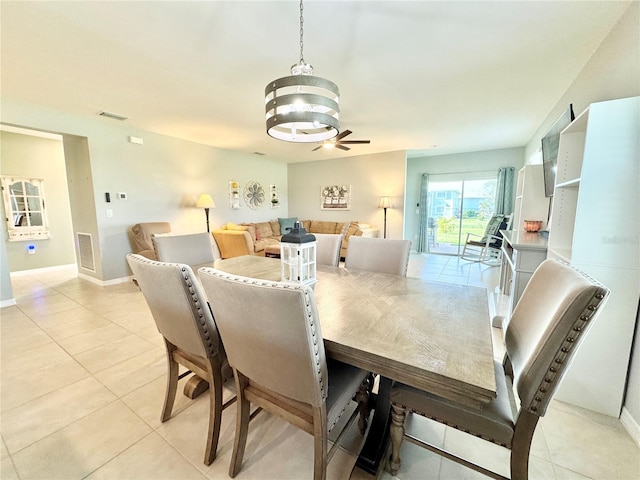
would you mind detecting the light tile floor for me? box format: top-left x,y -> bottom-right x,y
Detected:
1,254 -> 638,479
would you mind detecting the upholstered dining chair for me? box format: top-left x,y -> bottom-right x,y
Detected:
129,222 -> 171,260
153,232 -> 217,268
126,254 -> 234,466
388,259 -> 609,480
345,236 -> 412,276
198,267 -> 372,480
314,233 -> 343,267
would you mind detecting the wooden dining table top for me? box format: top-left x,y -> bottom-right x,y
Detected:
208,255 -> 496,409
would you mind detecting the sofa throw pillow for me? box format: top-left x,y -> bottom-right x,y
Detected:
255,222 -> 273,240
269,220 -> 281,237
241,223 -> 257,243
278,217 -> 298,234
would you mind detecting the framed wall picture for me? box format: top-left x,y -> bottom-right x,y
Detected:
321,184 -> 351,210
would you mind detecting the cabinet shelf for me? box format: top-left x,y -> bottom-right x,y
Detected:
511,165 -> 549,232
545,97 -> 639,417
555,178 -> 580,189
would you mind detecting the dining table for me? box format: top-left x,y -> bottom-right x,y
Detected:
207,255 -> 496,474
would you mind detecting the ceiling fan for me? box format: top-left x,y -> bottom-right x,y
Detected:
312,130 -> 371,151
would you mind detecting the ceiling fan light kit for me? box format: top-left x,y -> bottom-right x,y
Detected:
264,0 -> 340,143
311,129 -> 371,152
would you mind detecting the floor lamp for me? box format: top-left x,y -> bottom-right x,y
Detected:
197,194 -> 216,232
378,196 -> 393,239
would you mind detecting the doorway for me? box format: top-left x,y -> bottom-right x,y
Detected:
425,173 -> 497,255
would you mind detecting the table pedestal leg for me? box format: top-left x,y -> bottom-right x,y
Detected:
183,375 -> 209,399
356,376 -> 392,474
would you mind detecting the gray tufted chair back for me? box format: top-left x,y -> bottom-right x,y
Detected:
505,259 -> 609,417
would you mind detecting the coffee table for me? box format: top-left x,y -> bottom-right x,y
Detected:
263,244 -> 281,258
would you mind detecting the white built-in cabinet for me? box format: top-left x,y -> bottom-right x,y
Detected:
497,165 -> 550,326
547,96 -> 639,417
511,164 -> 550,232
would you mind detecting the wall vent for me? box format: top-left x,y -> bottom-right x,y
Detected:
99,111 -> 129,121
77,232 -> 96,272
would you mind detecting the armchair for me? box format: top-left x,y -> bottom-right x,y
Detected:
129,222 -> 171,260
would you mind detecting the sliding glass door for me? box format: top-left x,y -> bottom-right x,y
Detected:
425,173 -> 497,255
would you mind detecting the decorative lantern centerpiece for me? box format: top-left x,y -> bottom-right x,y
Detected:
280,221 -> 317,286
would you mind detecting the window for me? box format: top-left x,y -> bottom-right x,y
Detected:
1,176 -> 51,241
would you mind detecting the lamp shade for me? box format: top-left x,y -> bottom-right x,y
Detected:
378,196 -> 393,209
197,194 -> 215,209
265,74 -> 340,143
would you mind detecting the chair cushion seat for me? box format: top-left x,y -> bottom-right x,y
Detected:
390,360 -> 515,447
326,358 -> 368,432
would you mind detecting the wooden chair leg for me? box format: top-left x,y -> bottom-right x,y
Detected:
161,346 -> 179,423
388,403 -> 407,476
230,371 -> 250,478
312,406 -> 328,480
203,366 -> 224,466
510,411 -> 538,480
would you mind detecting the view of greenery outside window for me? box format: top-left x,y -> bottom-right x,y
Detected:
1,176 -> 51,241
427,177 -> 496,255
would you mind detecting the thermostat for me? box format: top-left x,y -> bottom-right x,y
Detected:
117,192 -> 127,200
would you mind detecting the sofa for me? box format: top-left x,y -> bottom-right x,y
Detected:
212,219 -> 377,259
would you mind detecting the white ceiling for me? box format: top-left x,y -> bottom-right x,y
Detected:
0,1 -> 631,163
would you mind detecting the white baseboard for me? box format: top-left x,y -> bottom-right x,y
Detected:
77,272 -> 132,287
620,407 -> 640,447
0,298 -> 17,308
9,263 -> 77,277
7,264 -> 130,287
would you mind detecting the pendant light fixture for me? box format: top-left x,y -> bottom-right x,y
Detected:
265,0 -> 340,143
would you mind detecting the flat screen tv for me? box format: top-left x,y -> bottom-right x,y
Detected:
541,104 -> 575,197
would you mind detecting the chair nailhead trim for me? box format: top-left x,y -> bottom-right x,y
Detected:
527,285 -> 607,414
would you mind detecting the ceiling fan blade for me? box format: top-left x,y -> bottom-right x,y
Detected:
336,144 -> 350,151
338,140 -> 371,145
312,145 -> 323,151
334,129 -> 352,141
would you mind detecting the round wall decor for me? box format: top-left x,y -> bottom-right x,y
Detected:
243,181 -> 265,210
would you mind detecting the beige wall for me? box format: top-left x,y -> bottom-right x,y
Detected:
287,151 -> 406,239
0,130 -> 76,271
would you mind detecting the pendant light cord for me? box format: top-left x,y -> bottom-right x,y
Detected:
299,0 -> 305,65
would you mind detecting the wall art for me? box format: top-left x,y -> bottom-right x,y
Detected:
321,184 -> 350,210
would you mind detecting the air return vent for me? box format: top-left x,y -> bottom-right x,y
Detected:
77,232 -> 96,272
99,111 -> 129,121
